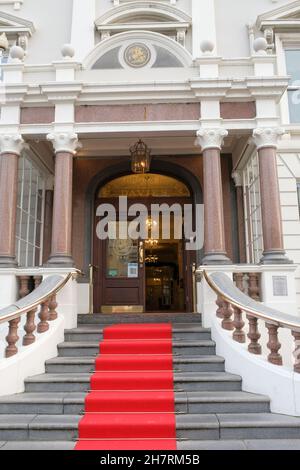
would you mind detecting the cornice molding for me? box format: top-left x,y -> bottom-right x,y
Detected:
0,10 -> 35,36
96,1 -> 192,27
257,0 -> 300,31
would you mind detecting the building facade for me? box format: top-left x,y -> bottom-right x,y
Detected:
0,0 -> 300,317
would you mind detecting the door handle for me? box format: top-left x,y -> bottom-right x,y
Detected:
139,242 -> 144,264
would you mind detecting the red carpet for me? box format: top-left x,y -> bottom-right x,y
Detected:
75,323 -> 177,451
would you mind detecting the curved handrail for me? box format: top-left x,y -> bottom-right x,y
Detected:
203,270 -> 300,331
0,273 -> 74,325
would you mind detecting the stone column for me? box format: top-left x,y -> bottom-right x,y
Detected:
46,132 -> 81,266
0,134 -> 25,267
253,127 -> 291,265
232,171 -> 247,263
196,128 -> 231,265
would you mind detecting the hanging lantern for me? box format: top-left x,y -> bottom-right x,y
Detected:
130,139 -> 151,174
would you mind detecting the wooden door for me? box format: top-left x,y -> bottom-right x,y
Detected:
93,201 -> 145,313
184,246 -> 197,313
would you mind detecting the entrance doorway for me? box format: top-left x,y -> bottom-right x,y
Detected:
93,173 -> 196,313
145,240 -> 184,312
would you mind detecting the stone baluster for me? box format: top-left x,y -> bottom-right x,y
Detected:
216,295 -> 225,319
23,307 -> 37,346
37,300 -> 50,333
247,315 -> 262,354
18,275 -> 30,299
19,275 -> 36,346
234,273 -> 245,293
292,331 -> 300,373
248,273 -> 260,301
232,305 -> 246,343
49,294 -> 58,321
266,323 -> 282,366
33,276 -> 43,289
222,302 -> 234,331
5,317 -> 20,358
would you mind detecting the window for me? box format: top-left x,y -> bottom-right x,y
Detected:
285,49 -> 300,123
16,154 -> 46,267
297,182 -> 300,217
243,152 -> 263,264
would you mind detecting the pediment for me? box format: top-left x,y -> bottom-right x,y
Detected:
95,1 -> 192,28
257,0 -> 300,31
0,10 -> 35,36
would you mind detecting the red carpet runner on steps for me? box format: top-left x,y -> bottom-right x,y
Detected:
75,323 -> 177,450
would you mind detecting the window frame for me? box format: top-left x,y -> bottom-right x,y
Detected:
297,181 -> 300,218
276,32 -> 300,125
242,151 -> 264,264
15,152 -> 46,268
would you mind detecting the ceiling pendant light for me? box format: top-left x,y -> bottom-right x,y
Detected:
130,139 -> 151,174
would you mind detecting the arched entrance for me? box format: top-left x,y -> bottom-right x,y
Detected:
87,161 -> 203,314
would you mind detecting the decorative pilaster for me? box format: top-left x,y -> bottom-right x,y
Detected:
253,128 -> 291,265
46,132 -> 81,266
195,128 -> 231,264
0,134 -> 25,267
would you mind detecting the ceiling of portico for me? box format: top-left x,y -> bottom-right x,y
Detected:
27,133 -> 248,160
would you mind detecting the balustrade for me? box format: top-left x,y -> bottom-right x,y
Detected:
206,271 -> 300,373
1,274 -> 73,358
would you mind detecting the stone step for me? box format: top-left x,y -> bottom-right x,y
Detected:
24,372 -> 241,393
1,413 -> 300,442
0,391 -> 269,415
3,438 -> 300,450
0,441 -> 76,450
178,439 -> 300,451
45,355 -> 225,374
176,413 -> 300,440
57,340 -> 216,357
78,313 -> 202,325
64,324 -> 211,342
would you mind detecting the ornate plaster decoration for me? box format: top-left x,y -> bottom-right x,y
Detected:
0,1 -> 23,10
97,1 -> 191,45
124,43 -> 151,68
47,132 -> 82,155
252,127 -> 285,150
0,133 -> 25,155
0,10 -> 35,52
231,171 -> 243,187
195,128 -> 229,151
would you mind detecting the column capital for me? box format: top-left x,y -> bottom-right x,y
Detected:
47,132 -> 81,155
253,127 -> 285,150
232,171 -> 243,187
195,128 -> 228,151
0,133 -> 25,156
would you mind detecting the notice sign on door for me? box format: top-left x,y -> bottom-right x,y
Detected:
128,263 -> 138,278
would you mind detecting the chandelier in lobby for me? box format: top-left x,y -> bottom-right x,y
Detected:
130,139 -> 151,174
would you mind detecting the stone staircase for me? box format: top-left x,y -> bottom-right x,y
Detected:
1,313 -> 300,450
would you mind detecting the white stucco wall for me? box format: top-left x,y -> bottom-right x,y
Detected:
0,0 -> 296,64
0,0 -> 73,63
215,0 -> 293,57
